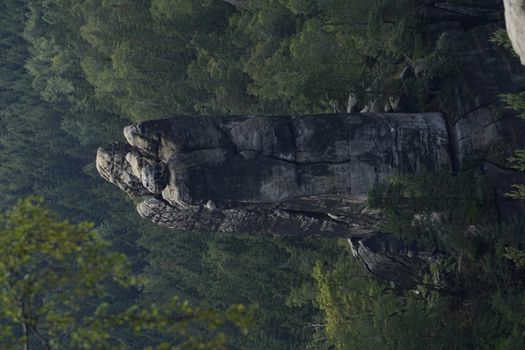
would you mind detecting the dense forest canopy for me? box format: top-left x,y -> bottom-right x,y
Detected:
21,0 -> 425,120
1,0 -> 525,348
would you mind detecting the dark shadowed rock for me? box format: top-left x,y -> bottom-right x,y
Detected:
400,65 -> 415,81
422,1 -> 503,29
425,21 -> 525,172
445,23 -> 525,125
348,234 -> 447,289
479,162 -> 525,222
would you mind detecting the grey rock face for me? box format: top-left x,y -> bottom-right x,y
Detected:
427,20 -> 525,170
447,24 -> 525,125
97,113 -> 451,236
137,197 -> 353,237
141,162 -> 168,194
124,151 -> 168,194
96,143 -> 151,197
504,0 -> 525,65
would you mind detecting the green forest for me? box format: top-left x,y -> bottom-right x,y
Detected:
1,0 -> 525,349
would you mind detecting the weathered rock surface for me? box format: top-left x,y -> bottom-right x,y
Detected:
97,113 -> 451,236
504,0 -> 525,65
138,197 -> 358,237
346,93 -> 359,113
349,234 -> 446,289
97,112 -> 525,238
96,143 -> 151,197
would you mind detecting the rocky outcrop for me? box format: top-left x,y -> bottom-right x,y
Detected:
98,110 -> 525,236
96,2 -> 525,288
97,113 -> 451,236
349,234 -> 447,290
504,0 -> 525,65
447,23 -> 525,125
95,143 -> 151,197
137,197 -> 357,237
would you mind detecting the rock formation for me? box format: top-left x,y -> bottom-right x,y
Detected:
97,3 -> 525,288
348,234 -> 447,290
97,113 -> 451,236
97,108 -> 525,238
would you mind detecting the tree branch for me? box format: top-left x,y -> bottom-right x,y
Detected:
22,322 -> 29,350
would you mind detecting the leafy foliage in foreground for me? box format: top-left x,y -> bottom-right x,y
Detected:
0,197 -> 253,350
1,1 -> 346,346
